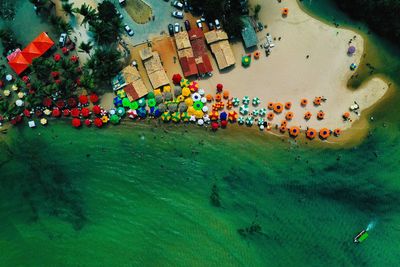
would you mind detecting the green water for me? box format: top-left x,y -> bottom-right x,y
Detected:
1,1 -> 400,266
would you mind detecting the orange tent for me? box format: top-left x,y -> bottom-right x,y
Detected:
8,53 -> 29,75
32,32 -> 54,54
21,43 -> 42,63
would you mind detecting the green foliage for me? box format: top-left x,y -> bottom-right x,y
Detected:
254,4 -> 261,20
31,57 -> 54,82
49,15 -> 73,35
0,0 -> 16,20
75,3 -> 97,26
334,0 -> 400,44
0,27 -> 21,53
78,41 -> 93,54
62,2 -> 74,16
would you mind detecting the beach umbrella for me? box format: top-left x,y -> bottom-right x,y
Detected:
71,55 -> 79,63
147,92 -> 155,99
43,109 -> 51,116
35,110 -> 43,117
72,118 -> 81,128
216,83 -> 223,92
185,97 -> 194,107
319,128 -> 331,139
221,120 -> 228,128
63,109 -> 71,117
227,100 -> 233,109
22,75 -> 30,83
116,89 -> 126,98
67,97 -> 77,107
187,106 -> 195,116
181,112 -> 190,122
259,108 -> 267,117
130,101 -> 139,110
101,115 -> 109,123
252,97 -> 261,106
3,89 -> 10,97
153,107 -> 162,118
17,92 -> 24,99
313,97 -> 322,106
62,47 -> 68,54
148,98 -> 156,107
94,117 -> 103,128
285,111 -> 294,120
239,105 -> 249,115
273,103 -> 284,113
238,117 -> 245,125
71,108 -> 80,117
171,112 -> 181,123
92,105 -> 101,115
343,112 -> 350,120
15,99 -> 24,107
241,55 -> 251,67
51,71 -> 59,78
42,97 -> 52,107
110,114 -> 120,124
117,107 -> 125,117
209,111 -> 219,121
113,97 -> 122,107
211,121 -> 219,130
223,90 -> 230,99
11,84 -> 18,91
242,96 -> 250,105
84,119 -> 91,126
172,74 -> 182,85
192,93 -> 201,102
52,108 -> 61,117
252,109 -> 259,116
6,74 -> 13,81
203,114 -> 210,123
280,125 -> 287,133
54,54 -> 61,61
127,109 -> 138,119
193,101 -> 204,111
220,111 -> 227,120
228,111 -> 238,122
350,63 -> 357,71
348,46 -> 356,55
317,111 -> 325,120
198,89 -> 205,96
285,102 -> 292,110
301,98 -> 308,107
289,126 -> 300,137
28,120 -> 36,128
55,99 -> 65,109
176,95 -> 185,103
122,97 -> 131,107
194,110 -> 204,119
189,81 -> 199,92
304,111 -> 312,120
197,119 -> 204,126
161,111 -> 171,122
23,109 -> 31,118
202,105 -> 209,113
267,102 -> 274,110
189,115 -> 196,122
81,107 -> 90,117
201,97 -> 207,104
182,87 -> 191,97
40,118 -> 48,125
282,7 -> 289,16
137,107 -> 147,118
259,124 -> 265,131
90,93 -> 99,103
180,79 -> 190,88
215,94 -> 222,102
138,98 -> 146,107
306,128 -> 317,140
206,94 -> 213,102
334,128 -> 341,136
245,117 -> 254,126
257,118 -> 265,126
163,85 -> 171,93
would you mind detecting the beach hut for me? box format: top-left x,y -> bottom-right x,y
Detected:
8,53 -> 30,75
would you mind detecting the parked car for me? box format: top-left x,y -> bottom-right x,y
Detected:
168,24 -> 174,36
184,20 -> 191,31
119,0 -> 126,6
207,22 -> 214,31
172,11 -> 184,19
200,15 -> 206,22
124,24 -> 134,36
173,1 -> 183,9
183,1 -> 189,12
174,23 -> 180,33
116,10 -> 123,19
196,19 -> 203,29
215,19 -> 221,30
59,33 -> 67,47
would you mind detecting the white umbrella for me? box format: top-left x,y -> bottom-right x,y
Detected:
197,119 -> 204,126
15,99 -> 24,107
202,106 -> 209,112
198,89 -> 205,96
200,97 -> 207,103
6,74 -> 12,81
189,115 -> 196,122
192,93 -> 201,101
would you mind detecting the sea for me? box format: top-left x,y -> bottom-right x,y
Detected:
0,0 -> 400,266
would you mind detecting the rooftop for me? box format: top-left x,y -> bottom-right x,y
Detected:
174,31 -> 191,50
241,16 -> 258,48
204,30 -> 229,44
210,40 -> 236,70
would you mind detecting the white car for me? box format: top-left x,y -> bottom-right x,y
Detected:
173,1 -> 183,9
215,19 -> 221,29
172,11 -> 184,19
59,33 -> 67,47
174,23 -> 180,33
124,24 -> 134,36
266,33 -> 275,48
196,19 -> 203,29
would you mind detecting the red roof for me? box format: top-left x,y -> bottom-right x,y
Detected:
188,28 -> 205,40
197,54 -> 213,75
32,32 -> 54,54
8,53 -> 29,75
21,43 -> 42,63
191,38 -> 207,58
180,57 -> 198,77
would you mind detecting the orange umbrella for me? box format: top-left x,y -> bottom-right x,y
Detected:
289,126 -> 300,137
334,128 -> 341,136
281,120 -> 288,127
282,8 -> 289,16
273,103 -> 284,113
226,100 -> 233,109
304,111 -> 312,120
223,90 -> 229,99
313,97 -> 322,106
300,98 -> 308,107
267,112 -> 274,120
285,102 -> 292,110
285,111 -> 294,120
343,112 -> 350,120
254,51 -> 261,59
317,111 -> 325,120
306,128 -> 317,139
209,111 -> 219,120
215,94 -> 222,102
280,125 -> 287,133
267,102 -> 274,110
319,128 -> 331,139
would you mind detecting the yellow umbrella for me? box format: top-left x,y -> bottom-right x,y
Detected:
43,109 -> 51,116
3,89 -> 10,97
187,106 -> 195,116
194,110 -> 204,119
182,87 -> 191,97
18,92 -> 24,99
154,89 -> 162,95
163,85 -> 171,92
11,84 -> 18,91
185,98 -> 193,107
40,118 -> 48,125
176,95 -> 185,102
101,115 -> 109,123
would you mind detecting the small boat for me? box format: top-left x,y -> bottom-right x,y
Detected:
354,230 -> 369,243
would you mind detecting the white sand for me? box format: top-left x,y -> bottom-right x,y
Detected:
197,0 -> 388,130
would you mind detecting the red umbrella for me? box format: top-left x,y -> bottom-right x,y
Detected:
220,120 -> 228,128
23,109 -> 31,117
35,110 -> 43,117
55,99 -> 65,109
71,108 -> 80,117
92,105 -> 101,115
67,97 -> 77,107
84,119 -> 91,126
79,95 -> 88,105
0,81 -> 3,88
70,55 -> 79,63
94,117 -> 103,128
22,76 -> 30,83
63,109 -> 71,116
81,107 -> 90,118
51,71 -> 59,78
76,78 -> 81,86
72,118 -> 81,128
216,83 -> 223,92
52,108 -> 61,117
90,93 -> 99,103
54,54 -> 61,61
42,97 -> 52,107
172,73 -> 182,85
62,47 -> 69,54
211,121 -> 219,131
55,79 -> 61,85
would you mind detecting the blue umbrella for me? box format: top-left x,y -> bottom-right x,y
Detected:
137,107 -> 147,118
113,97 -> 122,107
220,111 -> 227,120
153,108 -> 162,118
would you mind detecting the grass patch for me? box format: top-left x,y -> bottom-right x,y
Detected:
125,0 -> 153,24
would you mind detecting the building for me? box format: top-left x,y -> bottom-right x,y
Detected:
139,48 -> 170,89
188,28 -> 213,76
241,16 -> 258,49
174,31 -> 198,78
204,30 -> 236,70
112,65 -> 150,101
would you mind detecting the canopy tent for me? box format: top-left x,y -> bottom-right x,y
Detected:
32,32 -> 55,53
8,53 -> 30,75
21,43 -> 42,63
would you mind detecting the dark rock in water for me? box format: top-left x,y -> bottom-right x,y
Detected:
237,222 -> 263,237
210,184 -> 221,207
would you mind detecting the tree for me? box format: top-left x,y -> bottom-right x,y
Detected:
49,15 -> 73,35
79,41 -> 93,54
75,3 -> 97,26
254,4 -> 261,20
62,2 -> 74,16
31,57 -> 54,83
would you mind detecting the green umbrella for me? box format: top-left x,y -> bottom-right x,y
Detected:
161,111 -> 171,122
238,117 -> 245,125
138,98 -> 146,107
193,101 -> 204,111
171,112 -> 181,123
117,107 -> 126,117
252,97 -> 261,106
130,101 -> 139,110
242,55 -> 251,67
259,108 -> 267,117
122,97 -> 131,107
147,92 -> 155,99
242,96 -> 250,105
239,105 -> 249,115
252,109 -> 259,116
110,114 -> 120,124
148,98 -> 156,107
181,112 -> 190,122
258,118 -> 264,126
232,97 -> 240,106
245,117 -> 254,126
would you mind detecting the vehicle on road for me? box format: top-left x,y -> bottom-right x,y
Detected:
124,24 -> 134,36
172,11 -> 184,19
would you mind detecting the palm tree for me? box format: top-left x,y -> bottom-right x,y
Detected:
62,2 -> 74,16
76,3 -> 97,26
78,41 -> 93,54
